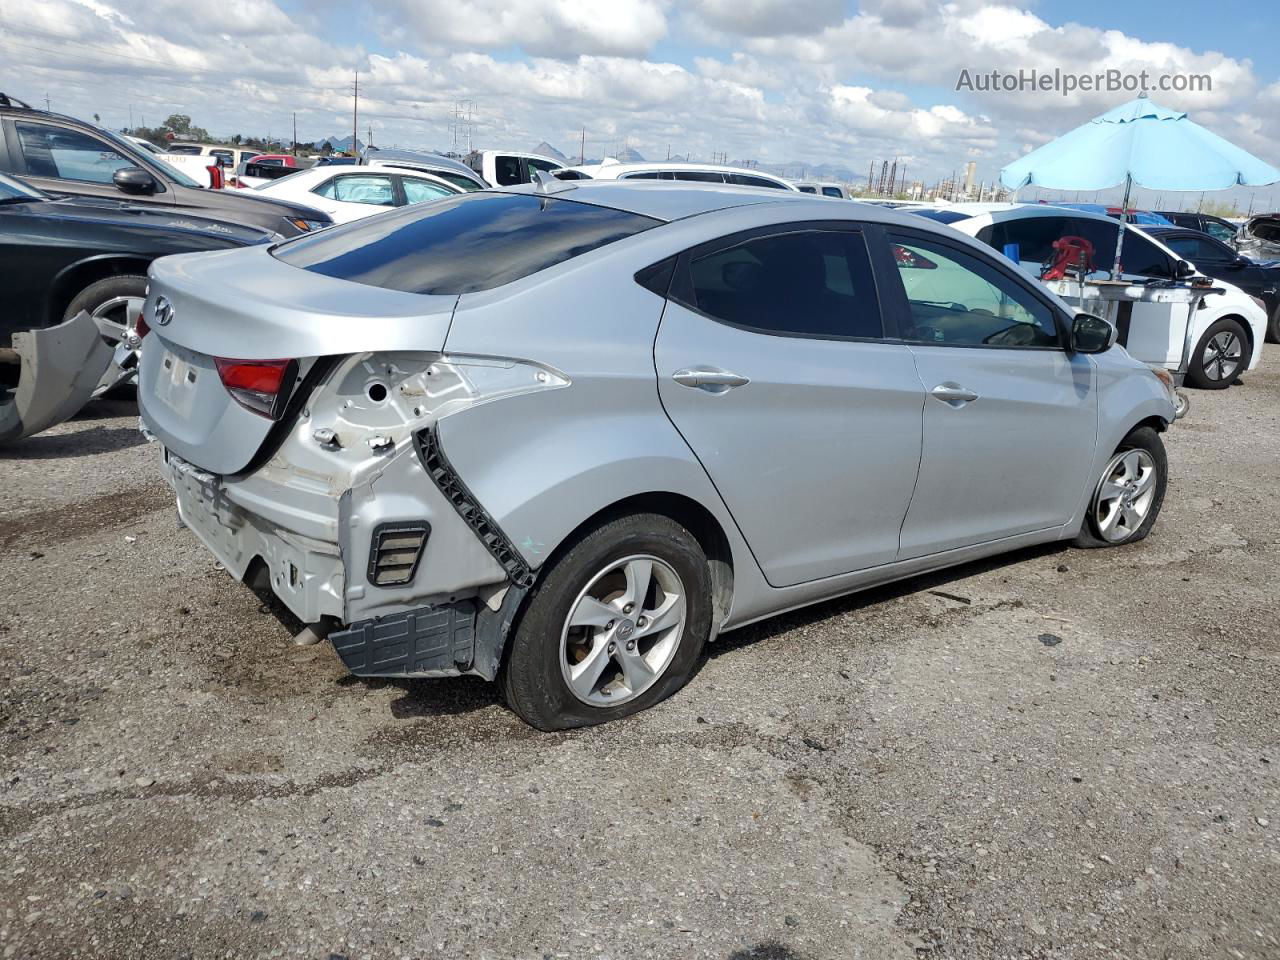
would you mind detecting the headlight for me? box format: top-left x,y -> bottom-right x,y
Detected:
288,217 -> 329,233
1147,364 -> 1186,418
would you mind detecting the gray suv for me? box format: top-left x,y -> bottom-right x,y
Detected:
0,96 -> 331,237
138,182 -> 1178,729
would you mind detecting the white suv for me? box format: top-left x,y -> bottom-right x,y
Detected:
557,159 -> 797,192
917,203 -> 1268,391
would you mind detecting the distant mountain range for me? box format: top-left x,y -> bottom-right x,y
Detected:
313,135 -> 366,153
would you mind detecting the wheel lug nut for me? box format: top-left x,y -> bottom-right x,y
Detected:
626,641 -> 635,651
623,603 -> 634,614
606,620 -> 615,630
637,616 -> 647,628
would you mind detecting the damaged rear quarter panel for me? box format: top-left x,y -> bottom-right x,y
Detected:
435,229 -> 754,590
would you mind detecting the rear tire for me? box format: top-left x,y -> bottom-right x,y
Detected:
501,513 -> 712,731
62,274 -> 148,398
1185,318 -> 1247,389
1073,426 -> 1167,549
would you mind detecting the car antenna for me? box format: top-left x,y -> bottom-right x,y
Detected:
532,170 -> 575,195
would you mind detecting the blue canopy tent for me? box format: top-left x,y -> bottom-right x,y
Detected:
1000,95 -> 1280,275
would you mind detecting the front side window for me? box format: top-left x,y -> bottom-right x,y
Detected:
274,192 -> 658,295
1119,230 -> 1175,278
684,230 -> 883,339
1164,234 -> 1231,262
16,122 -> 135,183
886,233 -> 1059,348
400,177 -> 454,205
315,175 -> 395,206
527,158 -> 562,174
821,186 -> 844,198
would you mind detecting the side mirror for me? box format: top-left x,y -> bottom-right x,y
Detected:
1071,312 -> 1117,354
113,166 -> 157,194
1174,259 -> 1196,279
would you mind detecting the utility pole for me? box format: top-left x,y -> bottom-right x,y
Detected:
44,93 -> 50,111
580,127 -> 586,165
352,71 -> 359,157
128,104 -> 133,131
292,112 -> 297,157
367,123 -> 373,149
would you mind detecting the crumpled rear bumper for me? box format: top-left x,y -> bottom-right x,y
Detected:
0,312 -> 113,445
162,450 -> 347,624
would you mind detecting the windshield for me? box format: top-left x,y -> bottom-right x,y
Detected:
0,172 -> 47,202
273,192 -> 659,295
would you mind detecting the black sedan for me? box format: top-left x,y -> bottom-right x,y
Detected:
1143,225 -> 1280,344
0,172 -> 271,442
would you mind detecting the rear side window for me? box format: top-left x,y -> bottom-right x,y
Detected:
493,155 -> 524,185
273,192 -> 659,295
683,230 -> 883,339
725,173 -> 787,190
674,170 -> 725,183
821,186 -> 843,198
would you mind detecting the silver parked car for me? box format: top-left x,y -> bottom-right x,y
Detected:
138,182 -> 1178,730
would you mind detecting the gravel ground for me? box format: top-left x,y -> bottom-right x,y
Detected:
2,352 -> 1278,960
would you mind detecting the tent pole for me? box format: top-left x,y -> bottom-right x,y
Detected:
1111,174 -> 1132,280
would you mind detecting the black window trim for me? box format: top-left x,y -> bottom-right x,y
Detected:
662,220 -> 895,344
875,223 -> 1072,353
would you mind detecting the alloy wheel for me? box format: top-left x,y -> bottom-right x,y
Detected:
89,294 -> 146,396
1092,449 -> 1158,543
1200,330 -> 1243,383
559,554 -> 686,707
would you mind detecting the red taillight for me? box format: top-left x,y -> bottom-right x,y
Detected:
206,164 -> 225,189
214,358 -> 296,418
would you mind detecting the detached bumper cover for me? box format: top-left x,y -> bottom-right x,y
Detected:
0,311 -> 112,444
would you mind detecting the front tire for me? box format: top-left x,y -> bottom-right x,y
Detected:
1185,318 -> 1247,389
501,513 -> 712,731
1266,304 -> 1280,345
1073,426 -> 1167,548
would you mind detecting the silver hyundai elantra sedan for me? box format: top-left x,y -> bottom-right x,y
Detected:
138,181 -> 1178,729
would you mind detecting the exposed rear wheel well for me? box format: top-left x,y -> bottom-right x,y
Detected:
49,257 -> 152,324
538,492 -> 735,634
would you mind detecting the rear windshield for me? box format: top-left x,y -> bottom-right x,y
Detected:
911,209 -> 969,224
273,192 -> 660,295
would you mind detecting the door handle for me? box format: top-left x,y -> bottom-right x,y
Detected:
930,382 -> 979,406
672,367 -> 750,393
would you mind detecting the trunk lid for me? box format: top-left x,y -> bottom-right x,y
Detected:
139,244 -> 457,475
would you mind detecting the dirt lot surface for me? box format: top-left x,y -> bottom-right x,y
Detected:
2,351 -> 1279,960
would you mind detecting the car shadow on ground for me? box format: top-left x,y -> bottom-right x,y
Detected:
0,424 -> 147,459
334,541 -> 1067,722
707,541 -> 1066,659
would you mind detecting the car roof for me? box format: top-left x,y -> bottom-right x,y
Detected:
565,159 -> 790,181
492,179 -> 938,225
363,148 -> 480,177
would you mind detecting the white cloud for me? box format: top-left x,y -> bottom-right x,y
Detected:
0,0 -> 1276,192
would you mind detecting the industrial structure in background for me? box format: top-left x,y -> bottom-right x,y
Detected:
863,156 -> 1012,203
